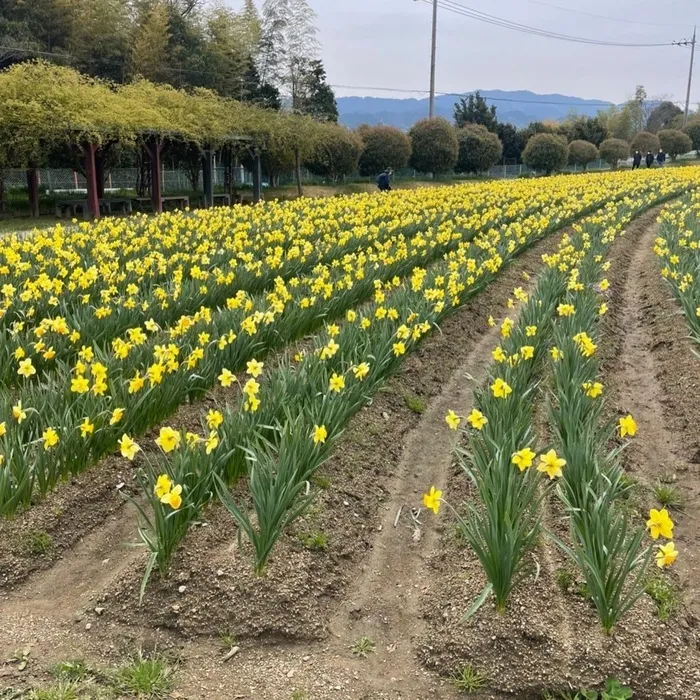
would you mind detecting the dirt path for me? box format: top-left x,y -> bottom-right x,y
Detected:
171,319 -> 513,700
606,218 -> 700,619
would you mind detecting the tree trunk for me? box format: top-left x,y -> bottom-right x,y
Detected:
294,147 -> 303,198
27,167 -> 40,218
95,151 -> 106,198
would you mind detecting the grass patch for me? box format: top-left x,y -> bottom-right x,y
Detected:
451,665 -> 487,693
653,483 -> 684,510
403,392 -> 426,414
297,531 -> 328,551
645,576 -> 682,621
51,661 -> 93,683
18,529 -> 53,556
218,631 -> 236,652
311,474 -> 331,490
113,653 -> 173,698
349,636 -> 375,658
27,682 -> 81,700
555,567 -> 576,593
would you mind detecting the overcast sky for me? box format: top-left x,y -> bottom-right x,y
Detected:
244,0 -> 700,105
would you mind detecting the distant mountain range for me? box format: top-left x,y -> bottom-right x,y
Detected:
337,90 -> 614,129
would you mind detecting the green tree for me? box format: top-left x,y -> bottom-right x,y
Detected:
131,2 -> 172,83
456,124 -> 503,174
357,125 -> 411,176
658,129 -> 692,160
630,130 -> 661,154
561,115 -> 608,146
454,91 -> 498,131
297,59 -> 338,122
408,117 -> 458,176
646,101 -> 683,133
522,133 -> 568,174
305,126 -> 363,181
496,123 -> 525,162
241,56 -> 281,110
568,140 -> 599,168
204,6 -> 258,98
683,121 -> 700,156
599,138 -> 630,169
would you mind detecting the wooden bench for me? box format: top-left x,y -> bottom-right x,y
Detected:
132,196 -> 190,212
55,198 -> 133,219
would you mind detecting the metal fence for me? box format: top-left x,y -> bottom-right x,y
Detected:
2,166 -> 253,193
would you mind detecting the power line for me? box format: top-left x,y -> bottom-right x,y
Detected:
522,0 -> 688,29
419,0 -> 680,47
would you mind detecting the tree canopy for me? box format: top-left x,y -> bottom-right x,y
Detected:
0,60 -> 346,168
522,134 -> 569,174
408,118 -> 459,176
456,124 -> 503,174
357,125 -> 411,176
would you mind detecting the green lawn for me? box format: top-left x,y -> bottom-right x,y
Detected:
0,215 -> 59,236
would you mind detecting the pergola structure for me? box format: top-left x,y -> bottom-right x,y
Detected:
0,61 -> 327,220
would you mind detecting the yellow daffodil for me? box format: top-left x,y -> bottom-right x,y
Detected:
329,373 -> 345,393
246,358 -> 264,377
17,358 -> 36,378
156,427 -> 181,453
206,410 -> 224,430
618,414 -> 637,438
512,447 -> 536,471
445,410 -> 461,430
490,378 -> 512,399
119,434 -> 140,460
313,424 -> 328,444
218,368 -> 235,387
422,486 -> 442,515
109,407 -> 125,425
467,408 -> 488,430
656,541 -> 678,568
537,449 -> 566,479
646,508 -> 674,540
42,427 -> 59,450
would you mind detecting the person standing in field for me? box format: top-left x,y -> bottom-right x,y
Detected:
377,168 -> 393,192
632,151 -> 642,169
657,149 -> 666,166
645,151 -> 654,168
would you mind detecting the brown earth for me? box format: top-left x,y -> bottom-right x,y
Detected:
419,209 -> 700,700
603,214 -> 700,619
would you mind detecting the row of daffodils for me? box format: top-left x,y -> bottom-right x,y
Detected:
0,169 -> 696,599
433,190 -> 682,634
655,191 -> 700,347
0,176 -> 610,387
0,172 -> 662,516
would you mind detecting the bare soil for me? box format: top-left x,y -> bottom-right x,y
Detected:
419,210 -> 700,700
603,214 -> 700,619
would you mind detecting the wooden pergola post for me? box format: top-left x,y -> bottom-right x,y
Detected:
202,147 -> 214,208
252,148 -> 262,204
26,167 -> 40,218
83,142 -> 100,220
144,136 -> 163,213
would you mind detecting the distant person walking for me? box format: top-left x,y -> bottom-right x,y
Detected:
657,149 -> 666,166
645,151 -> 654,168
377,168 -> 393,192
632,150 -> 642,169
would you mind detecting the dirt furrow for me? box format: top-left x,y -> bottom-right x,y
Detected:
605,217 -> 700,619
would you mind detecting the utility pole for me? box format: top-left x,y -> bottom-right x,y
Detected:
684,26 -> 696,127
429,0 -> 438,117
